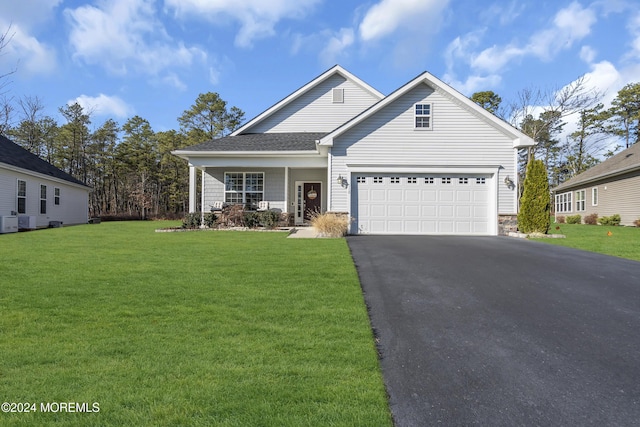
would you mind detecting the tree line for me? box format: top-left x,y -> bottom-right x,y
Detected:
0,93 -> 244,219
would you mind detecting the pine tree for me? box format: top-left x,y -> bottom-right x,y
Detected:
518,159 -> 550,234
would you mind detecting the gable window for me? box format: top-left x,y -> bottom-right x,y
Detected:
415,103 -> 432,129
40,185 -> 47,214
54,188 -> 61,205
592,187 -> 598,206
332,88 -> 344,103
555,192 -> 572,213
17,180 -> 26,214
224,172 -> 264,209
576,190 -> 586,212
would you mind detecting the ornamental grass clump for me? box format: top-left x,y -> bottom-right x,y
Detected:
518,159 -> 550,234
309,211 -> 350,237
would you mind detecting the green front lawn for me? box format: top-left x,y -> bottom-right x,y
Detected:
0,222 -> 392,426
531,221 -> 640,261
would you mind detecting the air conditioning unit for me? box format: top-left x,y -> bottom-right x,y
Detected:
0,216 -> 19,234
18,215 -> 36,230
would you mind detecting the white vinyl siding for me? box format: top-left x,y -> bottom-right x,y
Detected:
244,74 -> 380,133
330,83 -> 517,216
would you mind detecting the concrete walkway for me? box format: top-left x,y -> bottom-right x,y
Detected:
286,227 -> 321,238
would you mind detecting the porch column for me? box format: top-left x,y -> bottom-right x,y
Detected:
189,166 -> 197,213
284,167 -> 289,213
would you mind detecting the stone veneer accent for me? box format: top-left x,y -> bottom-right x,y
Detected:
498,214 -> 518,235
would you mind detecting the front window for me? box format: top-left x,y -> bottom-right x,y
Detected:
40,185 -> 47,214
17,180 -> 26,214
576,190 -> 585,212
224,172 -> 264,209
415,103 -> 432,129
555,192 -> 572,213
592,187 -> 598,206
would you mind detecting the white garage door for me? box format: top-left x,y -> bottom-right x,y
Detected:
353,174 -> 492,235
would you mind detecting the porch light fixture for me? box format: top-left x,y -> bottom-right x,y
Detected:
504,176 -> 514,188
336,175 -> 344,184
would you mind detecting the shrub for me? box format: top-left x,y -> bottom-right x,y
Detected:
566,214 -> 581,224
243,211 -> 261,228
583,213 -> 598,225
309,212 -> 350,237
259,210 -> 280,229
518,159 -> 550,234
182,212 -> 216,229
599,214 -> 621,226
634,218 -> 640,227
556,216 -> 565,224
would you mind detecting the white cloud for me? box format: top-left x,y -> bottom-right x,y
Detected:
469,2 -> 597,74
579,46 -> 597,63
0,22 -> 57,77
319,28 -> 355,66
161,73 -> 187,91
0,1 -> 60,78
359,0 -> 450,41
70,94 -> 134,118
626,12 -> 640,60
444,73 -> 502,96
65,0 -> 207,77
165,0 -> 321,48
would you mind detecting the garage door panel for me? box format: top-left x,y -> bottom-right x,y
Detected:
354,173 -> 492,235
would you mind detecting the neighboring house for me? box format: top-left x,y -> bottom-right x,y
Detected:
553,142 -> 640,226
0,135 -> 90,231
173,65 -> 535,235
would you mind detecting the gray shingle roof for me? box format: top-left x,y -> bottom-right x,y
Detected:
554,142 -> 640,191
0,135 -> 89,187
179,132 -> 326,152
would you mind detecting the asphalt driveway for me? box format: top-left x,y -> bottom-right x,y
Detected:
347,236 -> 640,426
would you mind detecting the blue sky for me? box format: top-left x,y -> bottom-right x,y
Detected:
1,0 -> 639,134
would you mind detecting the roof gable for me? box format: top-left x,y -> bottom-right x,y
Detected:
0,135 -> 89,187
318,71 -> 535,149
231,65 -> 384,135
554,142 -> 640,191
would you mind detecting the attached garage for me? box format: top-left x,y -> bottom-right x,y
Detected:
352,173 -> 495,235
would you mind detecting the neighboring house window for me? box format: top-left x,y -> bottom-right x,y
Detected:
576,190 -> 586,212
555,192 -> 572,213
224,172 -> 264,209
415,103 -> 432,129
592,187 -> 598,206
40,185 -> 47,214
54,188 -> 61,205
17,180 -> 26,214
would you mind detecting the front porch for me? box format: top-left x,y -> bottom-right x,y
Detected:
190,166 -> 328,225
